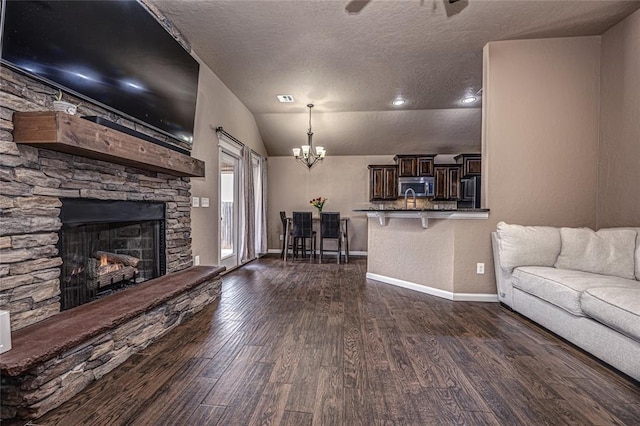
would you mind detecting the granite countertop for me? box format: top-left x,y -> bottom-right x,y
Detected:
353,208 -> 490,212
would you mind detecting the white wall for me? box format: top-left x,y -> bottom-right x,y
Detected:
449,36 -> 602,294
598,10 -> 640,228
190,62 -> 267,266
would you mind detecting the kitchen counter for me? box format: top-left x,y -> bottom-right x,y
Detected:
358,206 -> 495,302
354,208 -> 489,228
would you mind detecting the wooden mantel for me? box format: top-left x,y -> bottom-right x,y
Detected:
12,111 -> 205,177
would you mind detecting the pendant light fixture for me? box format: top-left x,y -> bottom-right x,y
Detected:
292,103 -> 325,170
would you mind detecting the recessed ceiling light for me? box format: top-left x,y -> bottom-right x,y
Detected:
392,98 -> 406,106
277,94 -> 295,103
461,96 -> 477,104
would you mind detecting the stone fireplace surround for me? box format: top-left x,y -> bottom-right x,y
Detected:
0,133 -> 226,420
0,141 -> 194,331
0,68 -> 222,421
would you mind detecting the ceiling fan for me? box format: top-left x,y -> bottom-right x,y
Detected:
345,0 -> 467,16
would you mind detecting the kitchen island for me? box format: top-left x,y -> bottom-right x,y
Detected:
354,208 -> 496,302
360,208 -> 489,228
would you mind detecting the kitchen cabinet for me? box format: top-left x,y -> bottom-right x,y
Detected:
434,165 -> 461,200
394,154 -> 434,177
454,153 -> 481,178
368,165 -> 398,201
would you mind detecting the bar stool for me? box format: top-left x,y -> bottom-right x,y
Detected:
280,211 -> 294,259
291,211 -> 316,260
320,212 -> 343,264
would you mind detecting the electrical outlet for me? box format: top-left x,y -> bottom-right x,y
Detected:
194,255 -> 200,266
476,262 -> 485,274
279,234 -> 284,241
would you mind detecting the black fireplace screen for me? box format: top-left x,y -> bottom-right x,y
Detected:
59,199 -> 166,310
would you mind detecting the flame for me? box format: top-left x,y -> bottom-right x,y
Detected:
100,255 -> 108,267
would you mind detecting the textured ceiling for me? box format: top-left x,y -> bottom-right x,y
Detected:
152,0 -> 639,156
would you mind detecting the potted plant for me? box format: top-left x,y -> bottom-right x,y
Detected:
52,89 -> 77,115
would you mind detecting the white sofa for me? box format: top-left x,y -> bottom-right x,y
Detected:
491,222 -> 640,380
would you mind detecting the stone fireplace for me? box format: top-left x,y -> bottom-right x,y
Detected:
0,134 -> 195,331
0,17 -> 220,421
58,199 -> 167,310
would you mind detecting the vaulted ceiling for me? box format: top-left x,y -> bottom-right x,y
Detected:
152,0 -> 640,156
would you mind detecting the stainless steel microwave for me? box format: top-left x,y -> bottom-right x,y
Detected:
398,176 -> 434,197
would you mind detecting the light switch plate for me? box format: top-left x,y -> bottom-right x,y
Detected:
201,197 -> 210,208
0,310 -> 12,354
192,197 -> 200,208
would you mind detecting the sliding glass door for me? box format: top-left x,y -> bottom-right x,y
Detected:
219,150 -> 240,269
217,130 -> 267,268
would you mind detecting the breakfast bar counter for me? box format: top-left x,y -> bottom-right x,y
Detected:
355,208 -> 489,228
356,208 -> 495,302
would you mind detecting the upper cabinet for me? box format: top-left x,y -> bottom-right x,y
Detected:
454,153 -> 481,178
368,165 -> 398,201
394,154 -> 435,177
434,165 -> 462,201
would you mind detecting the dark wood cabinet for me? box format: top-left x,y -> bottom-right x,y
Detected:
394,155 -> 434,177
454,153 -> 481,178
369,165 -> 398,201
417,157 -> 434,177
434,165 -> 461,200
396,156 -> 416,177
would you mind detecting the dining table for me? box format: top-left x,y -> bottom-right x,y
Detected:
283,216 -> 349,262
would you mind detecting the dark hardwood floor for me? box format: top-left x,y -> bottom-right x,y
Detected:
30,256 -> 639,425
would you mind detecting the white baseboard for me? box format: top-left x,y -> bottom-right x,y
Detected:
365,272 -> 499,302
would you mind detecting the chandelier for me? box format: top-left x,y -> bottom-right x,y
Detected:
292,104 -> 326,170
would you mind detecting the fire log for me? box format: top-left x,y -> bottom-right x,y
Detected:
94,265 -> 137,288
94,251 -> 140,267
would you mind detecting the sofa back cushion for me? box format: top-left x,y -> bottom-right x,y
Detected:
496,222 -> 561,272
604,228 -> 640,281
637,232 -> 640,281
554,227 -> 637,280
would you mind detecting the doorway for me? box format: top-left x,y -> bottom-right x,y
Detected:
219,150 -> 240,269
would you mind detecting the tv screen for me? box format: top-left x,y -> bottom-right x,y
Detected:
0,0 -> 199,144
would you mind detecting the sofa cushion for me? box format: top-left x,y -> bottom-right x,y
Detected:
496,222 -> 561,272
512,266 -> 637,316
606,228 -> 640,281
554,227 -> 637,280
581,287 -> 640,342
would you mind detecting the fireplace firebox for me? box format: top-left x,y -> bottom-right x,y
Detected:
59,199 -> 166,310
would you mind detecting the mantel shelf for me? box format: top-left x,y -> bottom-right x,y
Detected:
12,111 -> 205,177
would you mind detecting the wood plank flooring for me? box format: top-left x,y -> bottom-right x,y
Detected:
28,257 -> 640,425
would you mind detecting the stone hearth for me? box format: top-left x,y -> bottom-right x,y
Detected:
0,266 -> 223,420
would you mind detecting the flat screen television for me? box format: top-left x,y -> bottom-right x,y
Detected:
0,0 -> 199,144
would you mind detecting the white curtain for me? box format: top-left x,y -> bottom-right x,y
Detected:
241,146 -> 255,262
259,158 -> 268,254
253,155 -> 267,255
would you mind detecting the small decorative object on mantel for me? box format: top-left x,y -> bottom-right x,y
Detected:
310,196 -> 327,214
52,89 -> 78,115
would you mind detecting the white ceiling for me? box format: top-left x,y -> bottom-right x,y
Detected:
152,0 -> 639,156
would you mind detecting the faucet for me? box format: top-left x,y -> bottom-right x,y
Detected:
404,188 -> 416,210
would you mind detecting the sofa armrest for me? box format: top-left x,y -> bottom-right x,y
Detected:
492,231 -> 515,308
